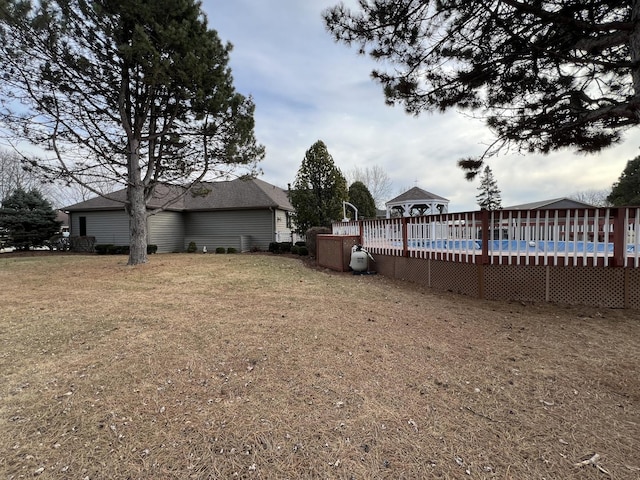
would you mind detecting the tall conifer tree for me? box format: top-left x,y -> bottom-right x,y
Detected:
476,166 -> 502,211
608,156 -> 640,206
348,181 -> 377,219
289,141 -> 348,234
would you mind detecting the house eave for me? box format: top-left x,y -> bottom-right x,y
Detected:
187,205 -> 293,212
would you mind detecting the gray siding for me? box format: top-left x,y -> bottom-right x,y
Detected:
183,235 -> 250,252
68,207 -> 290,252
149,211 -> 185,253
71,210 -> 130,245
185,209 -> 275,251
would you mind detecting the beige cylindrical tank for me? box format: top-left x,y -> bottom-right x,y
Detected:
349,248 -> 368,272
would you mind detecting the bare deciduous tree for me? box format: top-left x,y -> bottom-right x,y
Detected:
0,149 -> 41,203
570,189 -> 612,207
1,148 -> 117,208
345,165 -> 392,208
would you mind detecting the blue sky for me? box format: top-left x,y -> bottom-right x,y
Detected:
202,0 -> 640,212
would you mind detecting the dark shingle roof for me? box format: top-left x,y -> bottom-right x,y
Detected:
64,190 -> 128,211
64,178 -> 292,212
505,198 -> 595,210
185,178 -> 292,211
387,186 -> 449,203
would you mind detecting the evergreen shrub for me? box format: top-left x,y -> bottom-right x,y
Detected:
268,242 -> 292,254
107,245 -> 129,255
95,244 -> 113,255
305,227 -> 331,257
96,244 -> 156,255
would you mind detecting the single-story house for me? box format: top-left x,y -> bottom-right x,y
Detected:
64,178 -> 296,253
504,198 -> 595,210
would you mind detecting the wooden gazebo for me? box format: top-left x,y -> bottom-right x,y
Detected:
385,187 -> 449,218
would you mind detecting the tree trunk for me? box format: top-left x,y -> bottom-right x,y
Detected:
126,139 -> 148,265
127,184 -> 148,265
632,0 -> 640,120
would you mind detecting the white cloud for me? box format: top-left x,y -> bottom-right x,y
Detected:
202,0 -> 640,212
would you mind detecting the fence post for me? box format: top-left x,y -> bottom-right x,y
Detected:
612,207 -> 626,267
480,210 -> 490,265
402,217 -> 409,257
358,220 -> 363,246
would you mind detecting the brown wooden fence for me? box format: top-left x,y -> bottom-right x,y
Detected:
319,207 -> 640,309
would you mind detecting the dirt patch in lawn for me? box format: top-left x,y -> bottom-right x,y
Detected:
1,253 -> 639,479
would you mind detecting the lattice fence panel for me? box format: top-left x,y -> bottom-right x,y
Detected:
396,257 -> 431,286
430,260 -> 479,297
626,269 -> 640,309
549,267 -> 625,308
366,254 -> 637,309
484,264 -> 546,303
371,254 -> 395,278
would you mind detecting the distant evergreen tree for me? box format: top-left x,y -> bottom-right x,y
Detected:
289,141 -> 348,234
0,188 -> 61,250
476,166 -> 502,210
607,156 -> 640,206
348,181 -> 377,219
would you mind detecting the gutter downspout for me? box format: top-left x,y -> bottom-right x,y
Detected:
270,207 -> 276,245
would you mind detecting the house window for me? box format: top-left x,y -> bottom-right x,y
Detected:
79,216 -> 87,236
286,211 -> 293,229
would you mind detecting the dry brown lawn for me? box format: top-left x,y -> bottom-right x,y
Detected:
1,253 -> 639,479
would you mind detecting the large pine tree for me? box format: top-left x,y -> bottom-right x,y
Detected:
0,0 -> 264,265
324,1 -> 639,178
0,188 -> 61,250
608,156 -> 640,206
289,141 -> 348,234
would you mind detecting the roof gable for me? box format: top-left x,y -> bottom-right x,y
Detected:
387,186 -> 449,204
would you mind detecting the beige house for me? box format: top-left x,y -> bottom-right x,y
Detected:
64,178 -> 296,253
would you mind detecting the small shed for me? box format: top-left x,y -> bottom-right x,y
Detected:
385,187 -> 450,218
